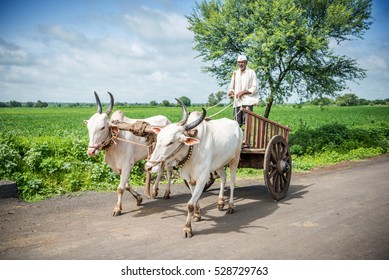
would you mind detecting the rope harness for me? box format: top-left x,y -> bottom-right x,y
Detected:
101,120 -> 156,158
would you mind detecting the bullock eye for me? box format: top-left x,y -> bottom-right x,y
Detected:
100,126 -> 105,131
166,141 -> 174,147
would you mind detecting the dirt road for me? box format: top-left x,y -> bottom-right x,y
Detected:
1,155 -> 388,260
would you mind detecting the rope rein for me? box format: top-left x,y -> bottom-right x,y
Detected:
205,96 -> 242,120
207,102 -> 234,119
205,94 -> 236,119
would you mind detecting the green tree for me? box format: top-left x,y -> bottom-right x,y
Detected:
150,100 -> 158,106
9,100 -> 22,107
358,98 -> 369,106
310,97 -> 334,106
336,93 -> 359,106
34,100 -> 43,108
187,0 -> 372,118
161,100 -> 170,107
207,91 -> 225,106
34,100 -> 48,108
179,96 -> 191,107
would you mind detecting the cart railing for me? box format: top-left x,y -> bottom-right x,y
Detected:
241,108 -> 292,151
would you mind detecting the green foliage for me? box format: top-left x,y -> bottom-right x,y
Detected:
288,106 -> 389,171
187,0 -> 373,117
0,134 -> 22,177
179,96 -> 191,107
161,100 -> 170,107
309,97 -> 334,106
289,123 -> 388,155
293,147 -> 382,171
335,93 -> 359,106
207,91 -> 226,106
0,130 -> 143,202
150,100 -> 158,106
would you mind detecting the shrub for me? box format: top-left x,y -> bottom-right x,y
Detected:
289,123 -> 388,156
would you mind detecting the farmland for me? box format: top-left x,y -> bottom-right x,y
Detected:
1,104 -> 388,201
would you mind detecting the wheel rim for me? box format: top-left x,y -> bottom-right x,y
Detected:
264,135 -> 292,200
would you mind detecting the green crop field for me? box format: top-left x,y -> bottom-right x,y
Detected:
1,104 -> 388,201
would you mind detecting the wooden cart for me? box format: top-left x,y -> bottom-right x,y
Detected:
206,108 -> 292,201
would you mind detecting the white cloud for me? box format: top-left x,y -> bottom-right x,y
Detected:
0,2 -> 222,103
39,25 -> 88,46
0,37 -> 31,65
149,70 -> 169,83
121,6 -> 192,42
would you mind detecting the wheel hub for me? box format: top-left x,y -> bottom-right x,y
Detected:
277,160 -> 290,173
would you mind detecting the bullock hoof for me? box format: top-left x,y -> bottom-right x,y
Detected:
136,196 -> 143,206
113,209 -> 122,216
183,227 -> 193,238
226,204 -> 235,214
163,191 -> 171,200
152,189 -> 158,199
193,216 -> 201,222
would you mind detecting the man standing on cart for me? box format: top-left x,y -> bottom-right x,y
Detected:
228,54 -> 259,128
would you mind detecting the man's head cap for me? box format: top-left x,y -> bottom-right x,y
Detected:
237,54 -> 247,62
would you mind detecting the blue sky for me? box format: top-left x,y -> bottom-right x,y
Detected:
0,0 -> 388,104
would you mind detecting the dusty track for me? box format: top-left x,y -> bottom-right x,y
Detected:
0,155 -> 388,260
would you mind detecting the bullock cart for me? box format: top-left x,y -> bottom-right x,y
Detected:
206,108 -> 292,201
112,108 -> 292,201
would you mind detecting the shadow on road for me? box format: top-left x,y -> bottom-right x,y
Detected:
117,181 -> 312,237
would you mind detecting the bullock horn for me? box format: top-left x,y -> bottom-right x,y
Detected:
106,91 -> 114,116
94,91 -> 102,114
176,98 -> 189,126
184,108 -> 206,131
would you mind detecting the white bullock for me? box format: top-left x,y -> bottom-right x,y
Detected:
84,91 -> 172,216
145,99 -> 243,238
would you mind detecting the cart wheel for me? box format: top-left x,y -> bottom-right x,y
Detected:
264,135 -> 292,201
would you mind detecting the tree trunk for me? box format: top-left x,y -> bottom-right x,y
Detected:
264,95 -> 273,118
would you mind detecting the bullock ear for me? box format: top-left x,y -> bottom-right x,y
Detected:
183,137 -> 200,146
83,120 -> 88,125
108,122 -> 117,128
108,122 -> 119,134
151,127 -> 162,134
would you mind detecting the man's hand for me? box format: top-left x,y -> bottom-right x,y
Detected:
228,91 -> 234,99
236,90 -> 250,99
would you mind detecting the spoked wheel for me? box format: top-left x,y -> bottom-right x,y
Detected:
264,135 -> 292,201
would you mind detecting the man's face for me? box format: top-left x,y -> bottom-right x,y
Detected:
237,60 -> 247,71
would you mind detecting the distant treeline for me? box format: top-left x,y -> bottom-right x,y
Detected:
307,94 -> 389,106
1,93 -> 388,108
